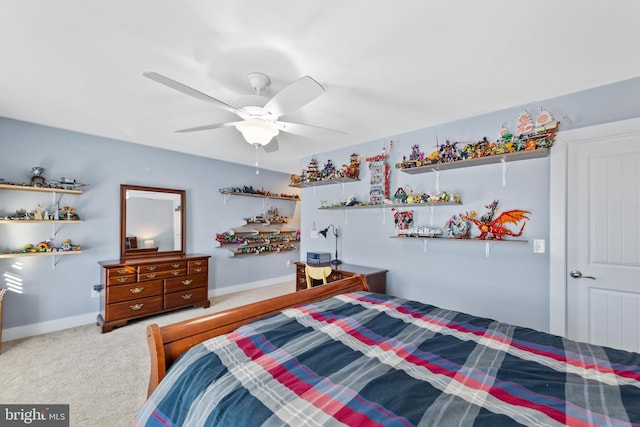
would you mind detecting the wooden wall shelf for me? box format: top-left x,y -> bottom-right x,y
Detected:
0,183 -> 83,194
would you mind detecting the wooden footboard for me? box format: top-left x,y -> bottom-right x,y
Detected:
146,274 -> 369,396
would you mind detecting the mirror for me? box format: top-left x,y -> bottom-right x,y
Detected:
120,184 -> 186,259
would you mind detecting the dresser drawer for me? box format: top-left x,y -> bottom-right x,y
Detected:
107,280 -> 163,303
188,264 -> 208,275
165,287 -> 208,310
137,261 -> 187,274
138,269 -> 187,282
107,274 -> 137,286
164,274 -> 207,293
188,259 -> 208,274
107,266 -> 137,277
105,295 -> 163,321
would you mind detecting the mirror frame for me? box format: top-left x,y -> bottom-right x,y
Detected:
120,184 -> 186,260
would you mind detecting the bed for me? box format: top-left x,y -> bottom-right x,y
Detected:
136,275 -> 640,426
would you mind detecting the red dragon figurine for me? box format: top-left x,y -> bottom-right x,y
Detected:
461,200 -> 529,240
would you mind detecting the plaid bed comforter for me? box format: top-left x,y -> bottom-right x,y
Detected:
135,292 -> 640,426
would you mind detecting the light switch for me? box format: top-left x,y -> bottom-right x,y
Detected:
533,239 -> 545,253
310,230 -> 319,239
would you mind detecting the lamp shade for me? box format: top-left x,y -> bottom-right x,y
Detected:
235,118 -> 279,145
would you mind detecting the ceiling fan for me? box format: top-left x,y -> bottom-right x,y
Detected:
143,71 -> 345,152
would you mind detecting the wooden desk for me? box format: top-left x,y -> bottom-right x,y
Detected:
295,262 -> 387,293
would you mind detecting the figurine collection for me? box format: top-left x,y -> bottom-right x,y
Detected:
1,167 -> 85,255
219,185 -> 299,200
395,200 -> 530,241
0,166 -> 87,191
290,153 -> 361,185
395,110 -> 558,170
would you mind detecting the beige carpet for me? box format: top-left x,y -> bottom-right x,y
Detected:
0,281 -> 295,427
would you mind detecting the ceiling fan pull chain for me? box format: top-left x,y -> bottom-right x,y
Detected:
255,144 -> 260,174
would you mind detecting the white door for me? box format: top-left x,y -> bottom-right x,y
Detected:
566,133 -> 640,352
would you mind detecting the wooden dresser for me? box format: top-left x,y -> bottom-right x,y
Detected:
98,254 -> 210,333
295,262 -> 387,294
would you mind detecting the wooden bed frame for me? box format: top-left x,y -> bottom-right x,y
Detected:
146,274 -> 369,396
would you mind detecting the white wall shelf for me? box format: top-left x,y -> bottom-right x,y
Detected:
390,236 -> 528,257
289,177 -> 360,188
398,148 -> 549,175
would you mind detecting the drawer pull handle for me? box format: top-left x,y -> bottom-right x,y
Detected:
145,274 -> 156,279
130,287 -> 144,294
194,268 -> 202,273
171,264 -> 180,268
117,278 -> 128,283
181,279 -> 193,285
193,261 -> 203,265
171,271 -> 180,276
145,266 -> 157,271
117,269 -> 128,274
130,303 -> 144,311
181,294 -> 193,300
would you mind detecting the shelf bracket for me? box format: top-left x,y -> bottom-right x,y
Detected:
429,206 -> 435,226
381,207 -> 386,225
223,193 -> 231,205
344,209 -> 349,225
485,242 -> 493,258
501,159 -> 508,187
423,240 -> 429,253
433,170 -> 441,193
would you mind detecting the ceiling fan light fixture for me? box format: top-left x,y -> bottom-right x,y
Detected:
235,118 -> 279,146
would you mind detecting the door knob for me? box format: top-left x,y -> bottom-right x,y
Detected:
569,270 -> 596,280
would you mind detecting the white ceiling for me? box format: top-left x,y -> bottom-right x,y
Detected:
3,1 -> 640,173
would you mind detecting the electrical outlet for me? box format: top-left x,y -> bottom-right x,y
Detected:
533,239 -> 545,254
91,284 -> 103,298
310,230 -> 319,238
286,259 -> 291,266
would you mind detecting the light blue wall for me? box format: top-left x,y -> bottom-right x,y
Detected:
0,117 -> 299,330
300,76 -> 640,333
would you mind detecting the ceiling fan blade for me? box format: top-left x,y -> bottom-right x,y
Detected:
143,72 -> 241,116
262,137 -> 279,153
175,121 -> 242,133
274,121 -> 347,137
264,76 -> 324,118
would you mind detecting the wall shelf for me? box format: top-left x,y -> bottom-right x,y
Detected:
390,235 -> 528,257
0,219 -> 84,224
0,250 -> 83,259
289,177 -> 360,188
319,201 -> 461,210
399,148 -> 549,175
1,181 -> 85,269
0,183 -> 83,195
220,191 -> 299,205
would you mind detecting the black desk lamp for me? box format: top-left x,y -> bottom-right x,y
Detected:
319,224 -> 341,266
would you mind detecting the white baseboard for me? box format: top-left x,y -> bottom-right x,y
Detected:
3,312 -> 98,342
2,274 -> 295,342
208,274 -> 295,297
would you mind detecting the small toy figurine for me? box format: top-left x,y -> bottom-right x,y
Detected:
59,206 -> 80,220
321,159 -> 336,179
392,208 -> 414,231
31,166 -> 46,187
460,200 -> 530,240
